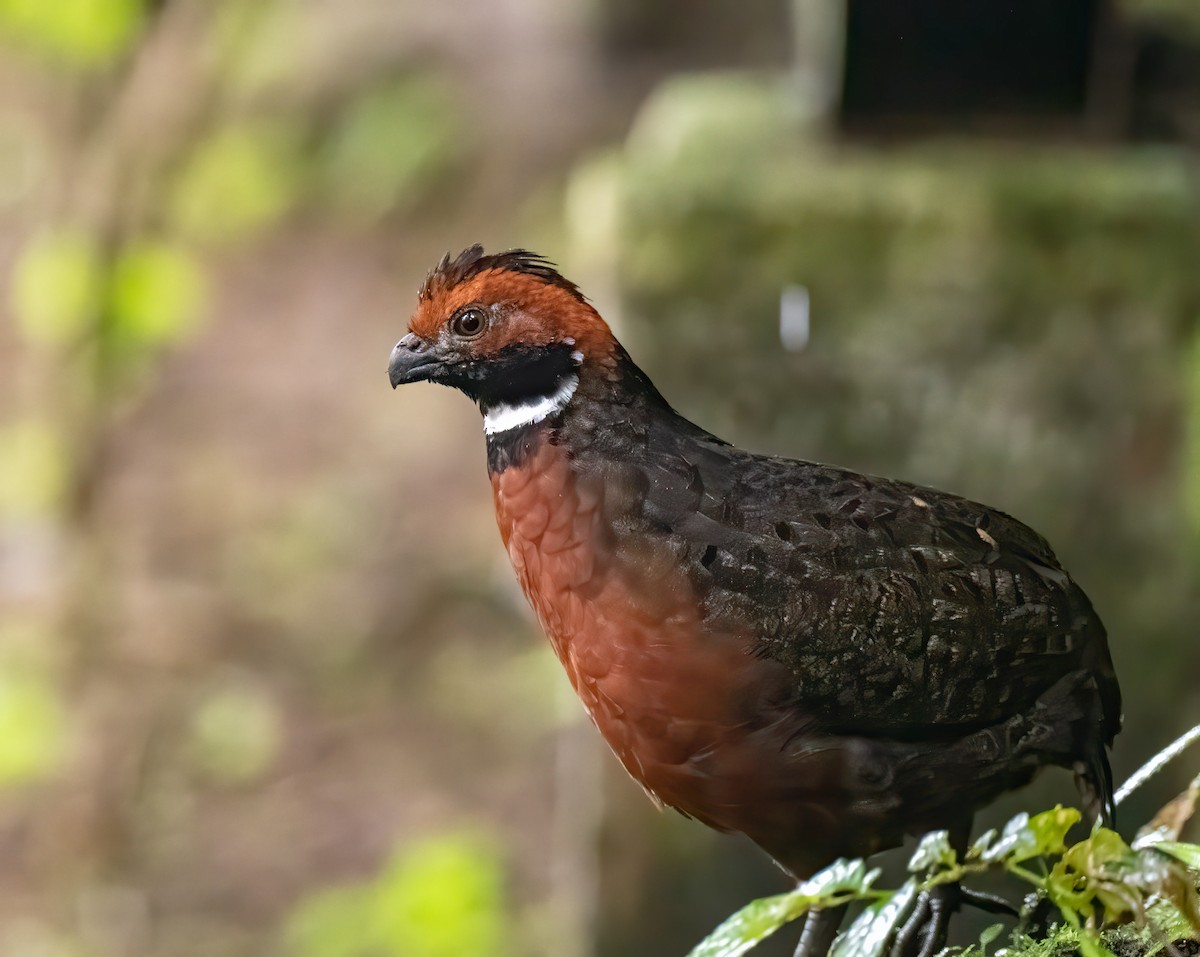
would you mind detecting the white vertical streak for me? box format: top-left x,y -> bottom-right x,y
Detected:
780,284 -> 811,352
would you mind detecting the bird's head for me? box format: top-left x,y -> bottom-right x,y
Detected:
388,246 -> 617,434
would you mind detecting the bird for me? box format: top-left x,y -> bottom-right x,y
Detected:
387,246 -> 1121,957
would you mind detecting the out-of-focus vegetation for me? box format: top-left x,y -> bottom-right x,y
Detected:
1,1 -> 1199,956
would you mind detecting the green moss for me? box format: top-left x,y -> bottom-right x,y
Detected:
958,922 -> 1199,957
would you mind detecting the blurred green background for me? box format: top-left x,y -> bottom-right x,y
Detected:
0,0 -> 1198,955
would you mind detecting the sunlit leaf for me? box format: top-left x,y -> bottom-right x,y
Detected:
685,892 -> 803,957
979,922 -> 1004,952
967,828 -> 997,860
1148,840 -> 1200,870
687,858 -> 879,957
110,241 -> 206,347
1064,828 -> 1132,873
830,880 -> 918,957
0,0 -> 146,67
169,124 -> 303,243
983,807 -> 1080,864
10,227 -> 102,344
908,830 -> 956,873
797,858 -> 880,898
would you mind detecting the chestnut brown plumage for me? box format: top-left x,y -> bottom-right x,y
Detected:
388,246 -> 1121,956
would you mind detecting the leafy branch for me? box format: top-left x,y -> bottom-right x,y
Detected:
689,725 -> 1200,957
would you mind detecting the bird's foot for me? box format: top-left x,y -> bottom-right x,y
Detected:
887,883 -> 959,957
793,903 -> 848,957
960,886 -> 1018,917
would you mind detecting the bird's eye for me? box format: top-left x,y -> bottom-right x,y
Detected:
450,307 -> 487,339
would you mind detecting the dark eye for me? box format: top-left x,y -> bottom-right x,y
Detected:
450,307 -> 487,339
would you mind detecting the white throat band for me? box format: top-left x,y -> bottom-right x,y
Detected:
483,374 -> 579,436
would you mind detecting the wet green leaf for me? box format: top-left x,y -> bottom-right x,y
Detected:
909,830 -> 956,873
984,807 -> 1080,864
967,828 -> 997,860
1064,828 -> 1132,873
830,881 -> 918,957
798,857 -> 880,899
686,892 -> 804,957
687,858 -> 880,957
979,922 -> 1004,952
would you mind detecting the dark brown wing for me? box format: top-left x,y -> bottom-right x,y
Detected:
627,419 -> 1121,751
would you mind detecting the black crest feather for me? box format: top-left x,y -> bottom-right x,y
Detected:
420,245 -> 585,303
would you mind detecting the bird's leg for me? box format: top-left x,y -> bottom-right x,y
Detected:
793,903 -> 848,957
960,886 -> 1019,917
916,884 -> 957,957
887,889 -> 932,957
888,820 -> 973,957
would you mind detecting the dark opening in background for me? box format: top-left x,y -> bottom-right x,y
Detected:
840,0 -> 1101,129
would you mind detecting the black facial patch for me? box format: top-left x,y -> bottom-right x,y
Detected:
446,342 -> 579,410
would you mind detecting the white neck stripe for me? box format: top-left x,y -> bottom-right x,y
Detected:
483,374 -> 579,436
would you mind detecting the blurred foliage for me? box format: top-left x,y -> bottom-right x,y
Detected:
285,832 -> 513,957
1187,334 -> 1200,545
11,227 -> 104,345
211,0 -> 304,98
0,666 -> 67,785
169,124 -> 305,244
1122,0 -> 1200,35
0,419 -> 66,516
109,240 -> 206,346
317,77 -> 461,220
11,226 -> 207,391
188,681 -> 283,785
0,0 -> 146,68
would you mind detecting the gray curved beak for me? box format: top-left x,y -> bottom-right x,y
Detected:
388,333 -> 439,388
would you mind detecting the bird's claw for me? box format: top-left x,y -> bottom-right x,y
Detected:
793,904 -> 848,957
887,884 -> 958,957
